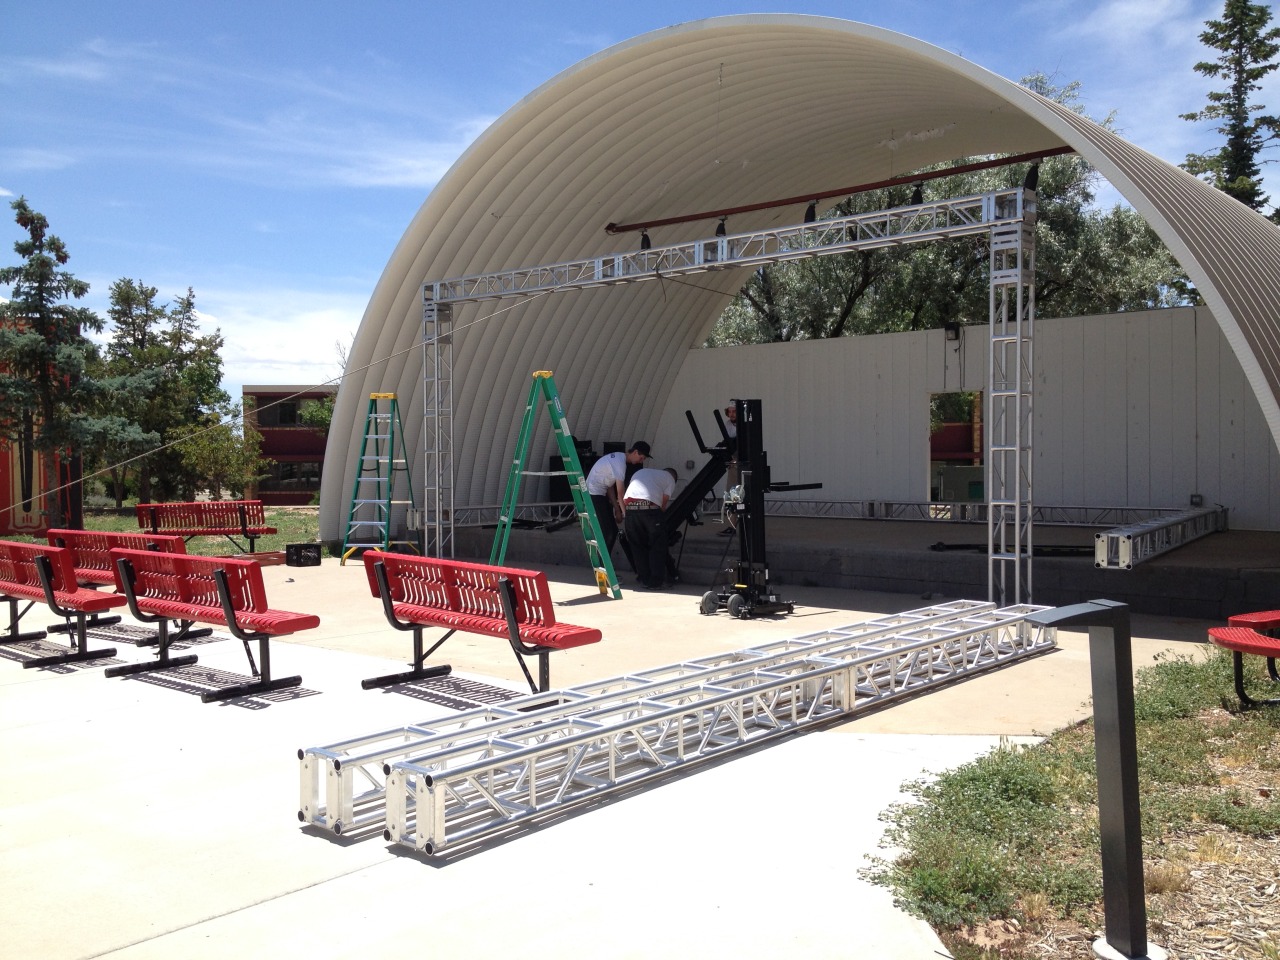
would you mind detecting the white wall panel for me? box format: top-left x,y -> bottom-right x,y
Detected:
657,307 -> 1280,529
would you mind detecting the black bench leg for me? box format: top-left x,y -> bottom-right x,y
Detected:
362,626 -> 454,689
199,627 -> 299,701
23,615 -> 117,669
105,619 -> 199,677
1231,651 -> 1280,708
201,633 -> 301,702
2,597 -> 47,644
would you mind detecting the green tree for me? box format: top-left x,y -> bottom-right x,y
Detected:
100,280 -> 229,502
708,77 -> 1189,347
299,395 -> 335,430
1181,0 -> 1280,218
0,198 -> 106,529
171,404 -> 267,500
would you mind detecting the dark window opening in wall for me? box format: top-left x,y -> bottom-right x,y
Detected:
258,460 -> 321,492
255,401 -> 300,428
929,391 -> 984,504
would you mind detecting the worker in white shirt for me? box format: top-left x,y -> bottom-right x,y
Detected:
585,441 -> 650,555
622,466 -> 678,588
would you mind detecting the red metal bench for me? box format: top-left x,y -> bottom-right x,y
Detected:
362,551 -> 603,693
0,540 -> 124,668
1208,609 -> 1280,707
47,528 -> 188,586
107,548 -> 316,702
135,500 -> 277,553
45,529 -> 191,638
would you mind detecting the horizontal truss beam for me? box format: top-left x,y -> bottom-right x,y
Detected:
424,190 -> 1030,305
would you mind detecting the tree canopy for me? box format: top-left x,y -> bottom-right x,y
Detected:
708,77 -> 1191,347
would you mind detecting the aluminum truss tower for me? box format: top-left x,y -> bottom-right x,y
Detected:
419,189 -> 1036,599
421,300 -> 454,557
987,191 -> 1036,605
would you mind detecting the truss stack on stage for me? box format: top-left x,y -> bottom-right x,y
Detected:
1094,504 -> 1228,569
299,599 -> 1053,854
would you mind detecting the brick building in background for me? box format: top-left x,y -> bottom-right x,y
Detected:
242,385 -> 336,506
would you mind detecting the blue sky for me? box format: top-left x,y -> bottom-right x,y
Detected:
2,0 -> 1273,401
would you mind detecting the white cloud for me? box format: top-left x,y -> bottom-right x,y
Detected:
194,285 -> 368,396
0,187 -> 13,197
0,148 -> 77,172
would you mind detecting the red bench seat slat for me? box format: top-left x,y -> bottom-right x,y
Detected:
1208,626 -> 1280,658
1226,610 -> 1280,632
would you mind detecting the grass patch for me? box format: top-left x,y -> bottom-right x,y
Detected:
865,648 -> 1280,944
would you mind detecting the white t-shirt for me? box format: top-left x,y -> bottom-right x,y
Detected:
585,451 -> 628,496
624,468 -> 676,506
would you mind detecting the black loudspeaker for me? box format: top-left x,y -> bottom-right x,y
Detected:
285,543 -> 322,567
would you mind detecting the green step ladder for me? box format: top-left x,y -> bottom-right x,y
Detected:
341,393 -> 418,565
491,371 -> 622,598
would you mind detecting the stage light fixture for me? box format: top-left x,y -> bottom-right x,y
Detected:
639,229 -> 651,250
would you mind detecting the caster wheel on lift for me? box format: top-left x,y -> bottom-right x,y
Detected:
726,594 -> 747,619
699,591 -> 719,616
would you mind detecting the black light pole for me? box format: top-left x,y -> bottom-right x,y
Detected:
1025,600 -> 1166,960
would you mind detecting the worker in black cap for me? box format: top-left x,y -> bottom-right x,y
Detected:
585,441 -> 651,556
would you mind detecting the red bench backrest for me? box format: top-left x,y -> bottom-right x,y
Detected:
135,500 -> 267,531
0,540 -> 77,595
47,529 -> 186,579
109,549 -> 266,614
363,552 -> 556,626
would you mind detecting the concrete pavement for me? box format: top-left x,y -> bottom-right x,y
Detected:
0,555 -> 1208,959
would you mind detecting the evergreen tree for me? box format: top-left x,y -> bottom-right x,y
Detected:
100,281 -> 229,502
1181,0 -> 1280,219
0,198 -> 105,529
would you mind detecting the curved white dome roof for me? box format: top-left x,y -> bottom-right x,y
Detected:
320,14 -> 1280,539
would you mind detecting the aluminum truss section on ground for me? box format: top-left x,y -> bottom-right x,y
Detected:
423,191 -> 1030,305
987,191 -> 1036,605
421,301 -> 454,557
1093,505 -> 1229,569
298,600 -> 1053,853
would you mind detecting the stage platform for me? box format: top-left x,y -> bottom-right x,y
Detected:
456,514 -> 1280,621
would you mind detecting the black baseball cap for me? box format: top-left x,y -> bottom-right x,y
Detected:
629,441 -> 652,458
